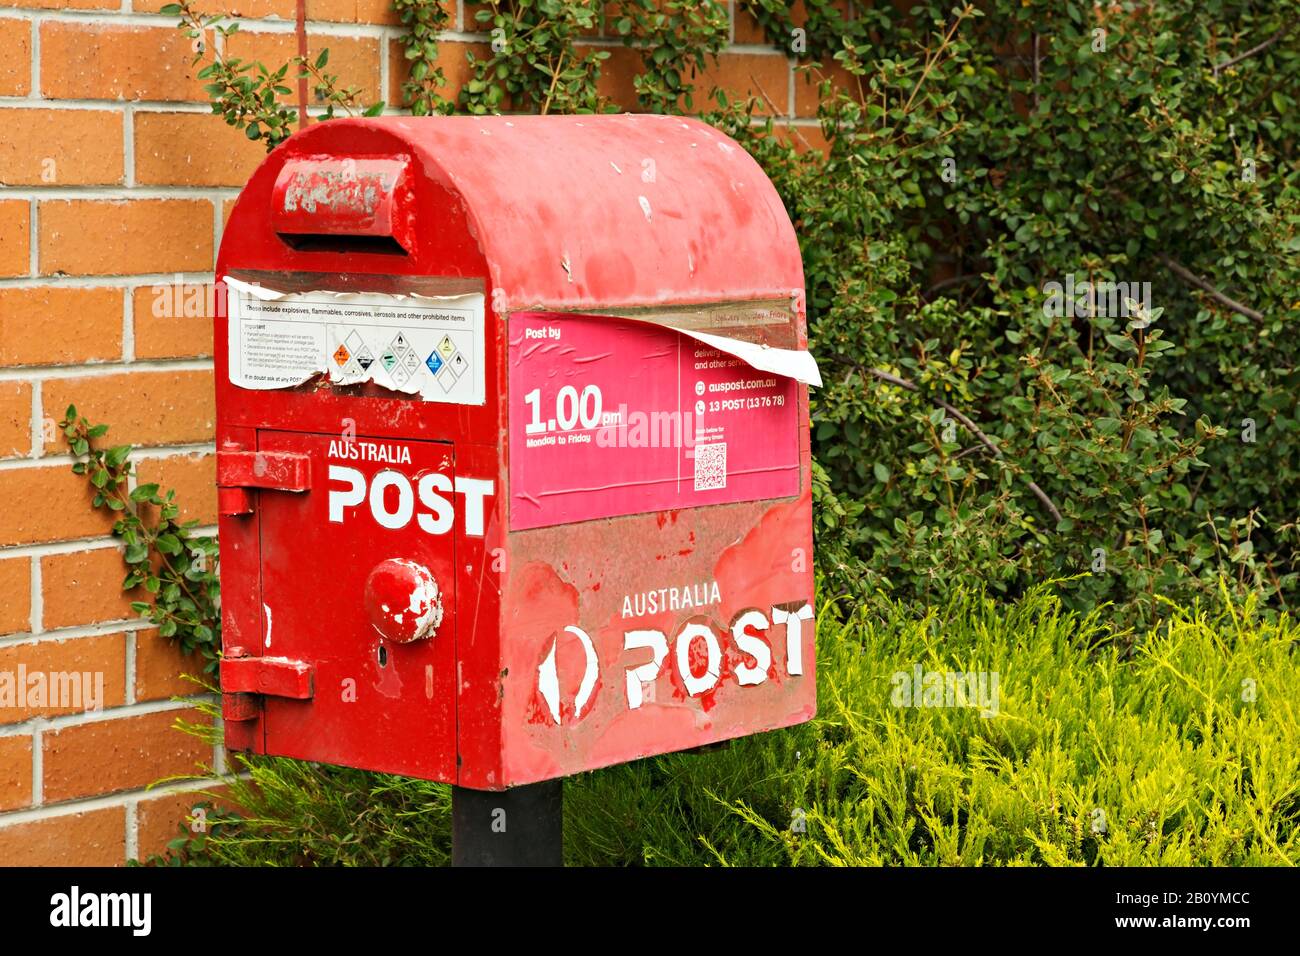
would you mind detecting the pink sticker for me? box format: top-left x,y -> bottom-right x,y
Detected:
508,312 -> 800,530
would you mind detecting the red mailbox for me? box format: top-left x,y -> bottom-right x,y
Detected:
214,115 -> 820,789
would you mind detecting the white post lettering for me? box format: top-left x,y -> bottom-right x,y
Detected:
731,609 -> 772,686
771,603 -> 813,676
327,465 -> 365,523
623,629 -> 668,709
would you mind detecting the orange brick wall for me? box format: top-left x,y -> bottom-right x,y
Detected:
0,0 -> 822,865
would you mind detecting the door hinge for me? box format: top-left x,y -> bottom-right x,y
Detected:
220,649 -> 314,752
221,647 -> 315,705
217,446 -> 311,516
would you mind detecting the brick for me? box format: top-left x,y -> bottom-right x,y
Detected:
794,60 -> 861,117
226,32 -> 382,109
599,2 -> 623,36
0,200 -> 30,277
308,0 -> 408,25
0,557 -> 30,635
0,734 -> 32,811
685,51 -> 791,114
0,288 -> 123,366
132,284 -> 214,360
734,7 -> 769,45
735,0 -> 820,46
135,787 -> 213,859
0,0 -> 117,9
591,44 -> 644,112
135,451 -> 217,526
42,707 -> 211,803
40,23 -> 208,102
0,382 -> 31,459
464,1 -> 492,30
0,18 -> 31,96
133,0 -> 292,15
135,784 -> 235,860
0,465 -> 117,546
40,549 -> 142,631
388,39 -> 489,110
39,199 -> 214,276
134,111 -> 267,188
0,806 -> 125,866
774,122 -> 831,156
0,633 -> 126,723
135,628 -> 205,702
0,109 -> 124,187
43,370 -> 215,449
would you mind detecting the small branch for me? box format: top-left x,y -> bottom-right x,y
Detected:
750,73 -> 814,153
864,366 -> 1064,526
295,0 -> 309,127
1032,33 -> 1040,113
1212,24 -> 1294,78
1158,254 -> 1265,322
923,272 -> 981,300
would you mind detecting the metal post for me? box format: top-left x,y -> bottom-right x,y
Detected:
451,779 -> 564,867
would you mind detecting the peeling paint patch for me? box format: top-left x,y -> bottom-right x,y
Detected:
281,168 -> 393,217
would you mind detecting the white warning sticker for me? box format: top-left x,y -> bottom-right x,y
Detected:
224,277 -> 486,405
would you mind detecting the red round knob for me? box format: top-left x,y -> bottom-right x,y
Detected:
363,559 -> 443,644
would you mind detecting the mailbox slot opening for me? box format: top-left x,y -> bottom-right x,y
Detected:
277,233 -> 408,256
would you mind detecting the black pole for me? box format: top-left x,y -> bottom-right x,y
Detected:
451,779 -> 564,867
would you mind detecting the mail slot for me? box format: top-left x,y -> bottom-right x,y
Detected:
214,114 -> 820,789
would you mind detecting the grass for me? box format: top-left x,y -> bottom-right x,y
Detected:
149,584 -> 1300,866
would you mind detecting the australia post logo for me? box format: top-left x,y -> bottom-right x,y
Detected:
537,580 -> 814,725
325,439 -> 494,536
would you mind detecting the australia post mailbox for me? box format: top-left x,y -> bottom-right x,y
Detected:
214,114 -> 821,790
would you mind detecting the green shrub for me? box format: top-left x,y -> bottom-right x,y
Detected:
148,584 -> 1300,866
717,0 -> 1300,623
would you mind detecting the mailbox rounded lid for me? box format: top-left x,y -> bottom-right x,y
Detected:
226,114 -> 804,314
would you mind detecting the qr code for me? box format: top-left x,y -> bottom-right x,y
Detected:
693,442 -> 727,491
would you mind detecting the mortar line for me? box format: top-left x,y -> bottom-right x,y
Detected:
28,553 -> 40,634
28,378 -> 41,460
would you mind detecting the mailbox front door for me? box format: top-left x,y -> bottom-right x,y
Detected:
254,430 -> 458,779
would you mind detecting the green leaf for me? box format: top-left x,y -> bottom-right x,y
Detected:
105,445 -> 132,469
130,483 -> 161,502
